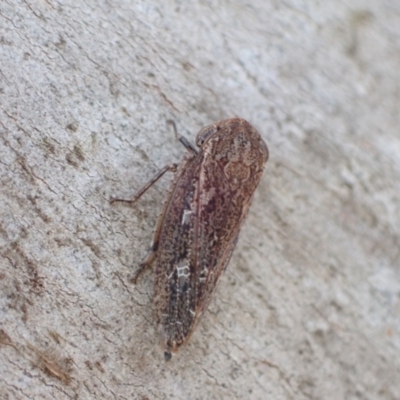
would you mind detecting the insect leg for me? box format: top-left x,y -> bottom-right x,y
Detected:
129,242 -> 158,284
167,119 -> 198,155
110,163 -> 178,205
178,136 -> 198,154
111,163 -> 179,283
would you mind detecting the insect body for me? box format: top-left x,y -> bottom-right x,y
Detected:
112,118 -> 268,360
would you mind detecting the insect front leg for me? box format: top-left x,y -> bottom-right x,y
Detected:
167,119 -> 198,155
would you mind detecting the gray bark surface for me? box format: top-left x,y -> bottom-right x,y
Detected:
1,1 -> 399,399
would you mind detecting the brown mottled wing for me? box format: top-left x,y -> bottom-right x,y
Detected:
193,120 -> 268,321
153,151 -> 237,351
153,156 -> 254,351
193,157 -> 240,314
152,153 -> 206,351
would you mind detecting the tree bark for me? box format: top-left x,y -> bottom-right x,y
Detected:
1,1 -> 399,399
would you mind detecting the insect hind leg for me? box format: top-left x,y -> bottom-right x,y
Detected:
129,241 -> 158,284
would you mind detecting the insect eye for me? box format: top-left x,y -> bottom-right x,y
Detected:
195,124 -> 218,147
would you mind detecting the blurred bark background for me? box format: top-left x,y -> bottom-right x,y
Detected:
1,1 -> 399,399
